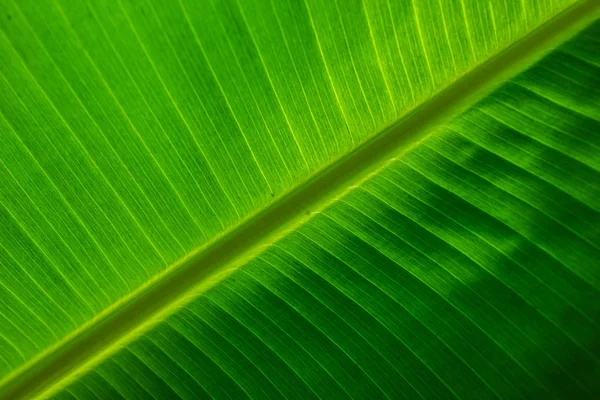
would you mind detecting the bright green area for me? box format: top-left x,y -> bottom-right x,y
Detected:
0,0 -> 598,398
57,23 -> 600,399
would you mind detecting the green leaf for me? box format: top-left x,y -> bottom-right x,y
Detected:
0,0 -> 598,398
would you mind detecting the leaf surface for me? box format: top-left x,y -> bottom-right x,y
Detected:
47,22 -> 600,399
0,0 -> 598,398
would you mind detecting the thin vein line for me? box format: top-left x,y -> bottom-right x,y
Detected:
385,0 -> 415,103
168,314 -> 253,399
164,314 -> 250,398
95,358 -> 152,400
51,0 -> 207,251
240,270 -> 358,399
177,0 -> 274,196
510,80 -> 598,124
439,0 -> 458,76
187,303 -> 288,399
119,346 -> 180,400
432,129 -> 600,252
538,61 -> 600,91
0,280 -> 59,341
81,0 -> 215,238
410,0 -> 435,85
333,0 -> 377,127
489,89 -> 600,155
1,19 -> 160,278
13,0 -> 189,254
121,0 -> 242,223
149,327 -> 217,398
202,0 -> 295,183
259,252 -> 394,399
330,201 -> 503,397
389,161 -> 600,302
145,329 -> 212,398
0,331 -> 25,361
521,0 -> 529,26
142,0 -> 254,215
478,97 -> 600,171
557,48 -> 600,69
0,310 -> 39,357
307,221 -> 512,397
403,149 -> 599,292
302,0 -> 354,145
0,239 -> 77,327
282,6 -> 342,155
268,0 -> 330,160
368,172 -> 600,363
212,282 -> 343,398
77,371 -> 114,400
468,109 -> 598,209
0,46 -> 138,291
0,109 -> 108,309
203,294 -> 320,399
460,0 -> 477,61
330,199 -> 554,393
268,241 -> 429,398
0,200 -> 96,318
362,0 -> 395,111
488,2 -> 499,48
0,159 -> 90,323
234,0 -> 311,171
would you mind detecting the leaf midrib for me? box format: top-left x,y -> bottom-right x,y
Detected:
1,1 -> 598,398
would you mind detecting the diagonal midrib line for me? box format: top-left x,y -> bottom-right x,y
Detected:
1,1 -> 598,399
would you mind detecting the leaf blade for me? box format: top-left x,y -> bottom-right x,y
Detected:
56,21 -> 600,399
0,0 -> 598,398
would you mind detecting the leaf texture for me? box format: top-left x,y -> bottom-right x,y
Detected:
0,0 -> 598,398
0,0 -> 580,382
53,21 -> 600,399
